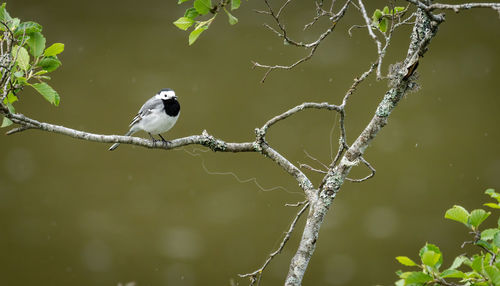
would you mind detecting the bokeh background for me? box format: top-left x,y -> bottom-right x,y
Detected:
2,0 -> 500,285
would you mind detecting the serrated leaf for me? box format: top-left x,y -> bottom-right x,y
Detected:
13,46 -> 29,71
37,56 -> 61,72
194,0 -> 211,15
26,31 -> 46,57
493,232 -> 500,248
405,271 -> 433,284
469,209 -> 490,228
0,3 -> 12,23
379,18 -> 388,33
1,116 -> 12,128
484,203 -> 500,209
419,243 -> 443,269
450,256 -> 468,270
31,82 -> 60,106
224,8 -> 238,25
188,25 -> 207,45
383,6 -> 389,14
8,17 -> 20,31
14,21 -> 42,37
231,0 -> 240,10
485,266 -> 500,285
44,43 -> 64,57
173,17 -> 194,31
482,229 -> 500,241
422,250 -> 441,267
445,205 -> 470,226
396,256 -> 418,267
440,269 -> 466,278
184,7 -> 199,20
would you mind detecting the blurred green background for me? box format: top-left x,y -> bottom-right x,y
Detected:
2,1 -> 500,285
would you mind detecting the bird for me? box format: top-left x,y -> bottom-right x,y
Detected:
109,88 -> 180,151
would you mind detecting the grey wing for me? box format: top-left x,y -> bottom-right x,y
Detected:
129,97 -> 163,127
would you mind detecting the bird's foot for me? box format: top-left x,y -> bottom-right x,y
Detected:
158,134 -> 171,144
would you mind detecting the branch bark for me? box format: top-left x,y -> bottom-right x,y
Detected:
284,8 -> 442,285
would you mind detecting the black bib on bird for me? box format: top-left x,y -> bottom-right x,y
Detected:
163,98 -> 180,117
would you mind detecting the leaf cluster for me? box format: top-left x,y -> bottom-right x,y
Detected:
173,0 -> 241,45
372,6 -> 405,33
0,3 -> 64,127
395,189 -> 500,286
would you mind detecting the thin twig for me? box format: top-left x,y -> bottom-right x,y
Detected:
239,201 -> 310,283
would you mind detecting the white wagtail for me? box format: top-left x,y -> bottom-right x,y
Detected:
109,88 -> 180,151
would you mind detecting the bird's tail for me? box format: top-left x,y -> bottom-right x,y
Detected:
109,130 -> 136,151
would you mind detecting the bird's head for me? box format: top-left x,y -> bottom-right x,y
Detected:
157,88 -> 177,100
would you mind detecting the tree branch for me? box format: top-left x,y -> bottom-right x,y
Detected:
285,8 -> 441,285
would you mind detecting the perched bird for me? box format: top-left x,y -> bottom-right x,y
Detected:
109,88 -> 180,151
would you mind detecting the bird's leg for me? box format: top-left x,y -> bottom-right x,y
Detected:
158,134 -> 170,144
148,133 -> 159,144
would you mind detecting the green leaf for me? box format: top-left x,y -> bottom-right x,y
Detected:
440,269 -> 466,278
13,46 -> 30,71
405,271 -> 433,284
178,0 -> 191,3
379,18 -> 388,33
173,17 -> 194,31
485,266 -> 500,285
4,101 -> 15,113
476,239 -> 493,251
450,255 -> 468,270
485,189 -> 500,203
188,25 -> 208,45
471,255 -> 484,273
445,205 -> 470,226
5,92 -> 18,104
0,3 -> 12,23
8,17 -> 20,31
44,43 -> 64,57
26,31 -> 46,57
482,229 -> 500,241
231,0 -> 241,10
372,9 -> 382,23
419,244 -> 443,269
31,82 -> 60,106
396,256 -> 418,267
224,8 -> 238,25
422,250 -> 441,267
484,203 -> 500,209
37,56 -> 61,72
394,279 -> 404,286
184,7 -> 199,20
469,209 -> 490,228
14,21 -> 42,37
194,0 -> 211,15
493,232 -> 500,248
1,116 -> 12,128
383,6 -> 389,15
392,6 -> 405,14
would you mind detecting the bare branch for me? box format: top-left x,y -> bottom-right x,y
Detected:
253,0 -> 351,82
299,163 -> 328,174
260,102 -> 341,134
345,156 -> 376,182
239,201 -> 310,284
